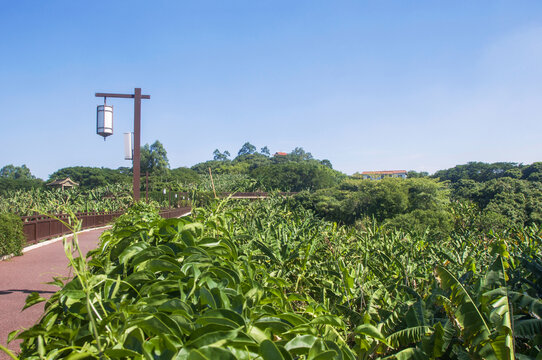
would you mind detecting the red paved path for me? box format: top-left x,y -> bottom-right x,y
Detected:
0,227 -> 107,359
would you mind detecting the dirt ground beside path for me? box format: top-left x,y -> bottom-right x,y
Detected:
0,227 -> 107,359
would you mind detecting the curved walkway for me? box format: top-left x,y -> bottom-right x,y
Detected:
0,227 -> 107,359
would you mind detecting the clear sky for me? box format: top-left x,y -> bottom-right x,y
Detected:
1,1 -> 541,179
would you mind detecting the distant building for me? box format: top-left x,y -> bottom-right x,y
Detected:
273,152 -> 288,156
46,177 -> 79,190
361,170 -> 407,180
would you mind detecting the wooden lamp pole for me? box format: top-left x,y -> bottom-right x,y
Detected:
95,88 -> 150,202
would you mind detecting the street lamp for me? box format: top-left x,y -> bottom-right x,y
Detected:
95,88 -> 150,202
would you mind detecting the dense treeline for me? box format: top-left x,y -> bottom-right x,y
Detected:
190,143 -> 344,192
0,142 -> 344,193
298,176 -> 542,237
2,151 -> 541,233
433,161 -> 542,182
295,178 -> 454,238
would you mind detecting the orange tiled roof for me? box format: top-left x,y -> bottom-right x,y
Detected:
274,152 -> 288,156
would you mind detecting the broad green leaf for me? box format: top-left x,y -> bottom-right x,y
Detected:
385,347 -> 429,360
139,258 -> 182,273
436,266 -> 491,347
387,326 -> 432,348
198,308 -> 246,327
260,340 -> 286,360
310,315 -> 345,329
354,324 -> 389,345
185,329 -> 239,348
105,348 -> 143,358
22,292 -> 47,310
7,330 -> 20,344
514,319 -> 542,339
254,318 -> 292,333
308,338 -> 327,359
118,242 -> 149,264
285,334 -> 318,354
275,313 -> 310,327
186,346 -> 236,360
310,350 -> 338,360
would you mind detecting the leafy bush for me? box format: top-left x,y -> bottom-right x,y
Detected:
0,184 -> 135,216
12,202 -> 356,359
0,213 -> 25,256
251,161 -> 344,191
8,199 -> 542,359
451,177 -> 542,227
298,178 -> 453,236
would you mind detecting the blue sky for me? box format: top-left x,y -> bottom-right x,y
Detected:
1,1 -> 541,179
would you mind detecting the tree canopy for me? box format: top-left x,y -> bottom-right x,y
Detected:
140,140 -> 170,175
237,142 -> 257,157
296,177 -> 453,237
48,167 -> 130,188
433,161 -> 523,183
0,164 -> 35,180
190,143 -> 345,191
213,149 -> 230,161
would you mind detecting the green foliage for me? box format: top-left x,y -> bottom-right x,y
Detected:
140,140 -> 170,175
251,162 -> 344,192
0,184 -> 134,215
7,197 -> 542,358
213,149 -> 231,161
451,177 -> 542,227
13,202 -> 356,359
406,170 -> 429,178
0,164 -> 35,180
0,213 -> 25,256
143,167 -> 202,196
48,166 -> 130,189
237,141 -> 257,156
0,164 -> 43,193
433,162 -> 522,183
521,162 -> 542,181
387,209 -> 453,238
168,167 -> 200,184
0,178 -> 44,193
260,146 -> 271,156
300,178 -> 452,237
190,144 -> 344,192
288,147 -> 314,161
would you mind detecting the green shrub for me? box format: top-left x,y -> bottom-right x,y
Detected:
0,213 -> 25,256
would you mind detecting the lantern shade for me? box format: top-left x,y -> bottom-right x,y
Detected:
124,132 -> 133,160
97,105 -> 113,138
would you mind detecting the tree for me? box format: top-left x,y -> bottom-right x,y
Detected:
301,177 -> 452,234
522,162 -> 542,182
289,147 -> 313,161
251,162 -> 341,192
48,167 -> 130,188
169,167 -> 200,184
260,146 -> 271,156
433,162 -> 521,183
0,164 -> 35,180
140,140 -> 170,174
451,177 -> 542,227
320,159 -> 332,169
237,142 -> 257,157
213,149 -> 231,161
407,170 -> 428,178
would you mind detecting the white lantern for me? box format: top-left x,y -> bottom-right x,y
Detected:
96,105 -> 113,139
124,132 -> 133,160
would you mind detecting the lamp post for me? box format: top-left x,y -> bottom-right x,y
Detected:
95,88 -> 150,202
